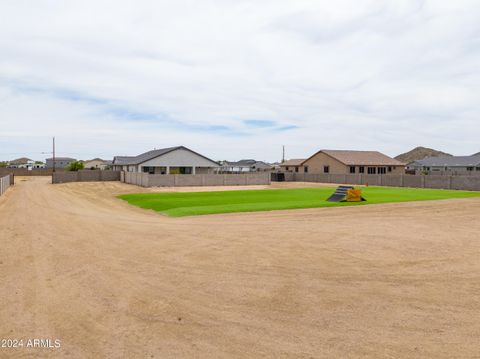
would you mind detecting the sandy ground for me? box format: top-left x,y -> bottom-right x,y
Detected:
1,177 -> 480,358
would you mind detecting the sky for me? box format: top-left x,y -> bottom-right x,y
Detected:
0,0 -> 479,162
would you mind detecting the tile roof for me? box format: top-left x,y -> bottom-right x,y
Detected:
224,159 -> 272,168
46,157 -> 76,161
312,150 -> 405,166
280,159 -> 306,166
9,157 -> 33,165
113,146 -> 219,166
411,155 -> 480,167
224,159 -> 257,166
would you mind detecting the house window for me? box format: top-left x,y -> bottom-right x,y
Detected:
378,167 -> 386,174
349,166 -> 355,174
295,167 -> 299,173
304,166 -> 309,173
285,166 -> 289,171
388,166 -> 392,172
170,167 -> 193,174
367,167 -> 376,174
467,167 -> 474,171
476,167 -> 480,171
143,166 -> 155,174
324,166 -> 329,173
359,166 -> 365,173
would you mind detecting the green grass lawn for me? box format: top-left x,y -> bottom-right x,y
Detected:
117,186 -> 480,217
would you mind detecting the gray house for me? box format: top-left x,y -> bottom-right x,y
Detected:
220,159 -> 273,173
407,155 -> 480,175
46,157 -> 76,169
112,146 -> 220,174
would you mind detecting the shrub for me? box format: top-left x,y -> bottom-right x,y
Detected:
66,161 -> 85,171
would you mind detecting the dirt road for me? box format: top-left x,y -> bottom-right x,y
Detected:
1,177 -> 480,358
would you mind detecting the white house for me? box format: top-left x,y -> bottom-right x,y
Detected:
7,158 -> 45,170
112,146 -> 220,174
220,159 -> 273,173
407,155 -> 480,175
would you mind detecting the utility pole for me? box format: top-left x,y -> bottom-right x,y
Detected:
282,145 -> 285,163
52,136 -> 56,173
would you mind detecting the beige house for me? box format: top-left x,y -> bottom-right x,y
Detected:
83,158 -> 112,170
279,159 -> 306,173
282,150 -> 405,175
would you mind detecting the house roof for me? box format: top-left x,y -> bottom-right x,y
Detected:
410,155 -> 480,167
280,159 -> 306,166
224,159 -> 272,168
305,150 -> 405,166
113,146 -> 220,167
112,156 -> 136,165
9,157 -> 33,165
223,159 -> 256,166
46,157 -> 76,161
84,158 -> 112,165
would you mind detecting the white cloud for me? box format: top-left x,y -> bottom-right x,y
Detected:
0,0 -> 479,161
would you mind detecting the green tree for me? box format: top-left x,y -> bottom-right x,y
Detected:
66,161 -> 85,171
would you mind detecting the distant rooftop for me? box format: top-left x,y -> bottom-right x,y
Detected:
411,155 -> 480,167
281,159 -> 305,166
46,157 -> 76,161
224,159 -> 272,167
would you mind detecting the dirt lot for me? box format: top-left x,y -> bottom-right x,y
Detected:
1,177 -> 480,358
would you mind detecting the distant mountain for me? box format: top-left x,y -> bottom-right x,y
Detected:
395,147 -> 452,163
473,152 -> 480,156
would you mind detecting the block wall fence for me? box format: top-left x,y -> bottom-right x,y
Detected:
0,174 -> 13,196
122,172 -> 271,187
0,168 -> 63,176
282,173 -> 480,191
52,170 -> 121,184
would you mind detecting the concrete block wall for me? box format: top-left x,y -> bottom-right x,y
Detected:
78,170 -> 102,182
285,172 -> 480,191
175,175 -> 204,187
363,175 -> 382,186
122,172 -> 271,187
52,170 -> 121,184
0,174 -> 12,196
403,175 -> 423,188
424,176 -> 451,189
100,170 -> 121,181
451,176 -> 480,191
0,168 -> 62,177
381,175 -> 403,187
203,175 -> 225,186
53,172 -> 78,183
345,174 -> 364,185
